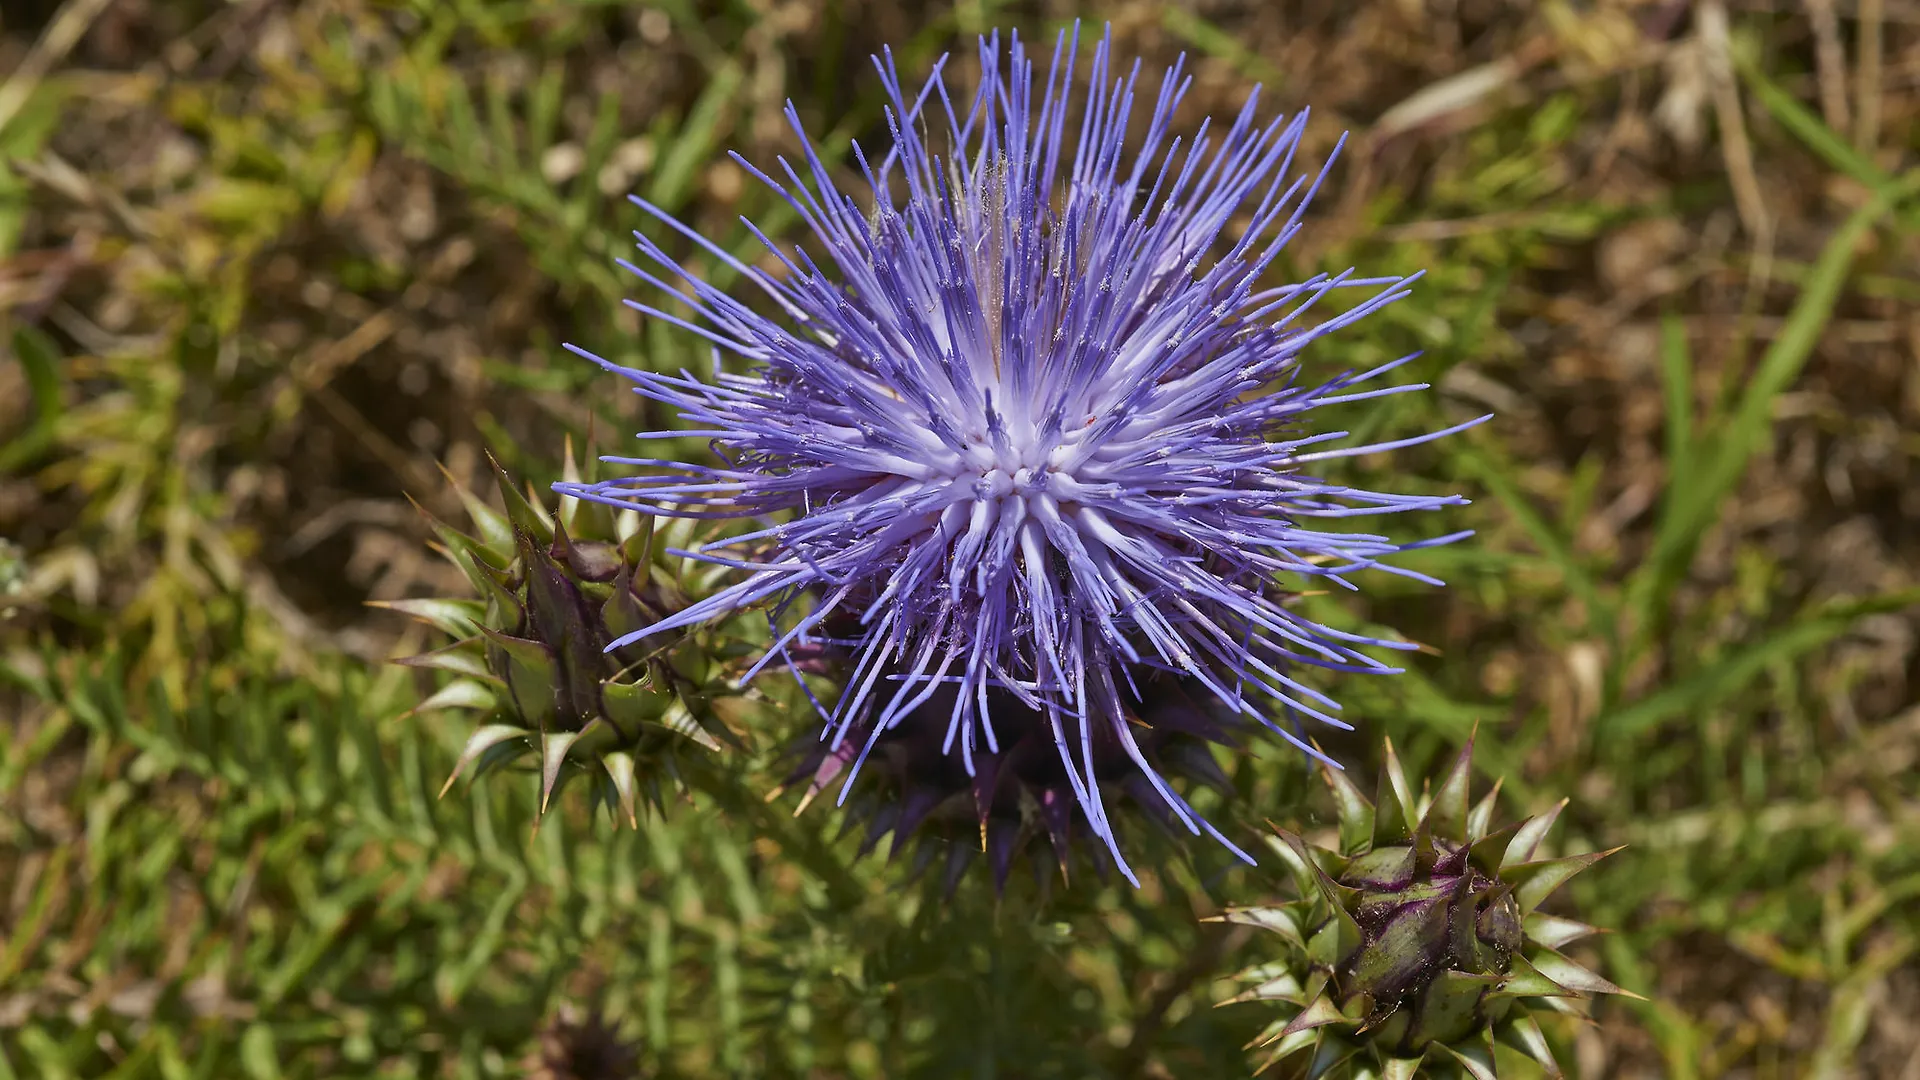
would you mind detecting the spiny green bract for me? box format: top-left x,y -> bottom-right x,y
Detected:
1211,730 -> 1637,1078
523,1002 -> 645,1080
376,443 -> 743,828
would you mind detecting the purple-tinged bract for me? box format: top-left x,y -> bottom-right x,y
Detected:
559,28 -> 1486,883
775,667 -> 1252,896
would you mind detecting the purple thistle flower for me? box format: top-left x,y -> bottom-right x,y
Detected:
559,27 -> 1487,885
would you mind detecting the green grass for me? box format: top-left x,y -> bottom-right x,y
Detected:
3,1 -> 1918,1076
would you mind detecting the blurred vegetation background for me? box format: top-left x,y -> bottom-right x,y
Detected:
1,0 -> 1916,1076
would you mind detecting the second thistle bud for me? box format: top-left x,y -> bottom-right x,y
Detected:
379,445 -> 736,827
1213,730 -> 1637,1077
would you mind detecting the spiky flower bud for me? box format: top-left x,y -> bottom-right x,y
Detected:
379,445 -> 735,827
1212,730 -> 1636,1077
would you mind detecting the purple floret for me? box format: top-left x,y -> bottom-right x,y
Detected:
558,26 -> 1486,884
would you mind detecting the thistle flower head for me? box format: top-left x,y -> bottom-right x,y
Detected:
561,27 -> 1485,882
1211,730 -> 1636,1077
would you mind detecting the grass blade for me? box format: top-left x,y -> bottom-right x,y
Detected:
646,60 -> 744,213
1599,590 -> 1920,742
1632,178 -> 1919,616
1735,54 -> 1920,233
1656,310 -> 1696,513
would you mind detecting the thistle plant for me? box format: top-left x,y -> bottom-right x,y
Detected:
379,446 -> 737,826
1212,732 -> 1634,1077
560,27 -> 1486,881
